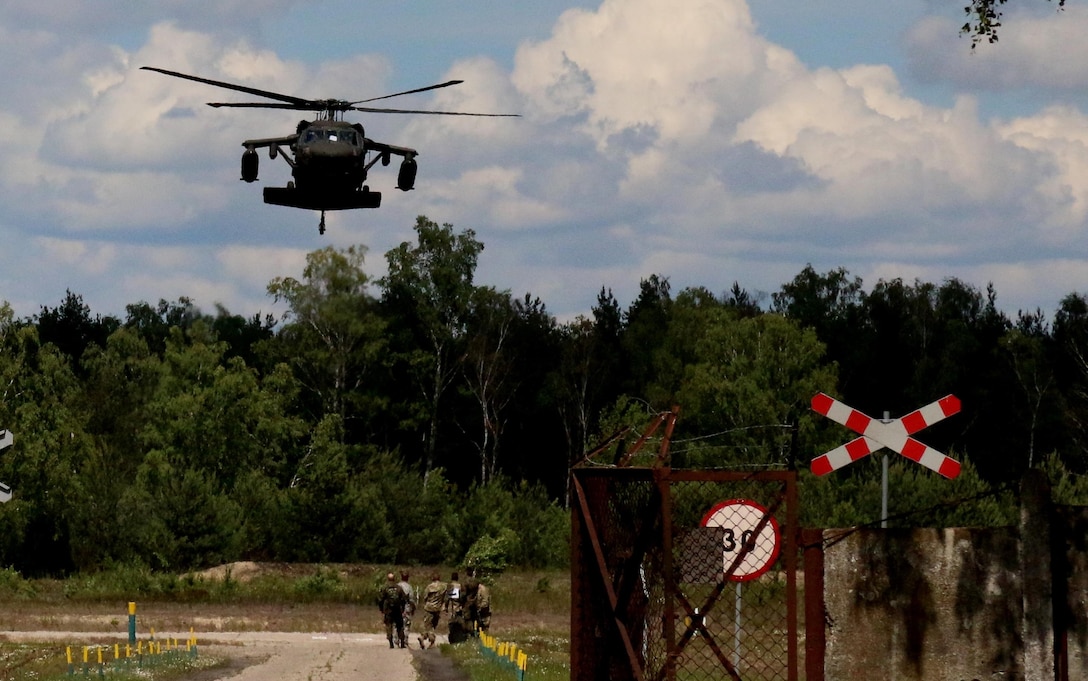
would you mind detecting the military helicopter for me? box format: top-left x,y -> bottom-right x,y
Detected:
142,66 -> 518,234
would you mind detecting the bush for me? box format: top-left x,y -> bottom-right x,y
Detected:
292,567 -> 343,599
464,530 -> 516,579
0,566 -> 36,599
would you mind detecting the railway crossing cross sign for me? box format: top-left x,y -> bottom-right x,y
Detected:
810,393 -> 962,479
0,429 -> 12,503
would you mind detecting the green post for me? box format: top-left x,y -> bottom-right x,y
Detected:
128,602 -> 136,645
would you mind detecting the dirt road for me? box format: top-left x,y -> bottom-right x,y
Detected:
2,630 -> 440,681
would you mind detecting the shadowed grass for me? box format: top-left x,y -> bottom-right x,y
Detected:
0,640 -> 226,681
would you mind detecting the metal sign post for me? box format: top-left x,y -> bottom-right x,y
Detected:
701,499 -> 782,677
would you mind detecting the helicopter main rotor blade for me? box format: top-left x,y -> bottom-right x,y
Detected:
350,106 -> 520,117
352,80 -> 464,104
144,66 -> 519,117
207,102 -> 326,111
141,66 -> 314,108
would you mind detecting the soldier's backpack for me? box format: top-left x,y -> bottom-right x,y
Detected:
383,583 -> 405,612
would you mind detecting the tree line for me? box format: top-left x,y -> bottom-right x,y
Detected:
2,215 -> 1088,576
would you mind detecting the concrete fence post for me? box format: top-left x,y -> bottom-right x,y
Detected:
1020,469 -> 1055,681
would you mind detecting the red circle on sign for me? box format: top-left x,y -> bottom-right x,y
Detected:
700,499 -> 781,582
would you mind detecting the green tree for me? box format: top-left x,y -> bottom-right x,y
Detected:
677,311 -> 838,468
267,245 -> 387,430
0,326 -> 94,574
1053,293 -> 1088,469
461,287 -> 519,484
499,294 -> 564,490
139,321 -> 303,490
773,265 -> 864,396
280,415 -> 391,561
80,327 -> 161,479
548,317 -> 601,485
380,216 -> 484,475
117,452 -> 242,570
1002,312 -> 1057,469
36,290 -> 119,370
622,275 -> 673,398
124,298 -> 201,356
645,286 -> 728,408
962,0 -> 1067,46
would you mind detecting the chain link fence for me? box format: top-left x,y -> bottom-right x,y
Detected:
571,467 -> 800,681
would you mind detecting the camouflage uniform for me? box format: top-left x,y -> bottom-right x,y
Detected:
462,568 -> 480,635
476,582 -> 492,633
418,574 -> 446,649
397,572 -> 415,642
445,573 -> 463,619
445,572 -> 468,643
377,573 -> 407,649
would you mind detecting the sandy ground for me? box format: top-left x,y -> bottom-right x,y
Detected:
1,630 -> 442,681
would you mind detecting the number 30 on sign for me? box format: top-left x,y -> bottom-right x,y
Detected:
700,499 -> 781,582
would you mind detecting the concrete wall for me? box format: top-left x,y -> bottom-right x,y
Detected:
1056,505 -> 1088,680
823,527 -> 1023,680
819,472 -> 1088,681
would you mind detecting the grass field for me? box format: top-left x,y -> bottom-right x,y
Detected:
0,563 -> 572,681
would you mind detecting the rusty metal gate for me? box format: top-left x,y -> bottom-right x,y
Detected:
571,412 -> 801,681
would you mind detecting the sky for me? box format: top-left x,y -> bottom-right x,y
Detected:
2,0 -> 1088,324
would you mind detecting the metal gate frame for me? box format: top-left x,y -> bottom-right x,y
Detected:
570,410 -> 801,681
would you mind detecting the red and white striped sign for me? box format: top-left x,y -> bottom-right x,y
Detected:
810,393 -> 962,479
0,430 -> 11,503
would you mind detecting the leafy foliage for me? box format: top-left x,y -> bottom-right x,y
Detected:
962,0 -> 1067,47
0,224 -> 1086,576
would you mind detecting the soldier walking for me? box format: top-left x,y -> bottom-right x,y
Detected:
377,572 -> 407,649
418,572 -> 447,649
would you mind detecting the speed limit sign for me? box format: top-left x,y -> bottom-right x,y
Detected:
700,499 -> 781,582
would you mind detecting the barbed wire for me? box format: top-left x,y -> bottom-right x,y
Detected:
813,480 -> 1019,551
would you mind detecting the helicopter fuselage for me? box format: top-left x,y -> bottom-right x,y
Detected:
141,65 -> 514,232
292,120 -> 367,192
241,118 -> 415,211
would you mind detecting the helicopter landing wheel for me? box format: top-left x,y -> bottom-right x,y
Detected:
319,211 -> 326,235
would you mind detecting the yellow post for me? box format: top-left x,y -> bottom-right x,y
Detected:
518,650 -> 528,681
128,602 -> 137,645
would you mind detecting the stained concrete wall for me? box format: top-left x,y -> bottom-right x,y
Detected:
1056,505 -> 1088,680
819,472 -> 1088,681
823,527 -> 1023,680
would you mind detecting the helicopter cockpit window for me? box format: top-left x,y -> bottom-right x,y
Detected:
326,130 -> 356,144
302,129 -> 356,144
